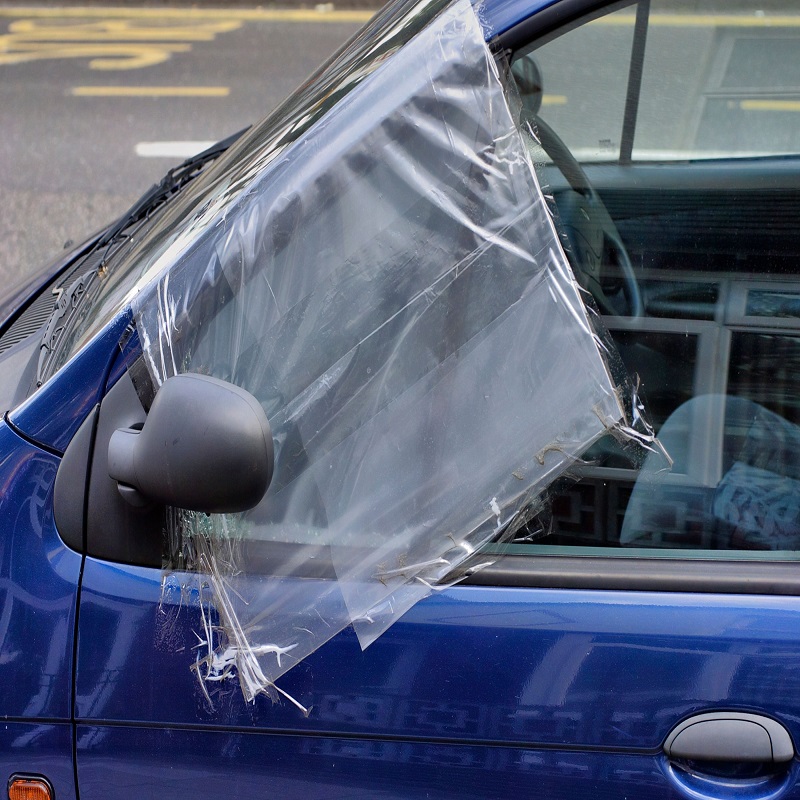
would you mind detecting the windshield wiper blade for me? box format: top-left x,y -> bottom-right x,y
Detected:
96,126 -> 250,250
35,126 -> 250,387
36,267 -> 96,386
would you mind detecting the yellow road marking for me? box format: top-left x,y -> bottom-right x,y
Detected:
72,85 -> 229,96
592,12 -> 800,27
0,18 -> 241,69
0,42 -> 192,69
740,99 -> 800,112
0,7 -> 374,23
541,94 -> 566,106
7,18 -> 241,40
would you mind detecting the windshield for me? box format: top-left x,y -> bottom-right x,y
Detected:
47,0 -> 448,378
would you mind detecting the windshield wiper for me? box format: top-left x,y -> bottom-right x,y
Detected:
96,126 -> 250,250
36,126 -> 250,386
36,267 -> 96,385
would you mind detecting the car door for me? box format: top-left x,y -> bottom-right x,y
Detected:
43,0 -> 800,798
0,419 -> 77,800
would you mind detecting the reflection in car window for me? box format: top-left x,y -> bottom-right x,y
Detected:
509,0 -> 800,554
513,4 -> 634,162
515,0 -> 800,163
637,0 -> 800,160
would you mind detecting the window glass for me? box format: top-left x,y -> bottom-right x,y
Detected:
516,5 -> 634,162
515,1 -> 800,163
637,2 -> 800,159
508,0 -> 800,555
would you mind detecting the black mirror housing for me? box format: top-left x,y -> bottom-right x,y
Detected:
108,373 -> 274,513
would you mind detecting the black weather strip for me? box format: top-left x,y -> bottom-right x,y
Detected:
71,554 -> 85,800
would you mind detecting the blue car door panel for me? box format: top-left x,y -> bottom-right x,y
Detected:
74,553 -> 800,798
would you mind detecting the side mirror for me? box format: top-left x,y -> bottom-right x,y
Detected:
108,373 -> 273,513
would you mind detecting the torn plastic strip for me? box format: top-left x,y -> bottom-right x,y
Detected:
124,0 -> 661,706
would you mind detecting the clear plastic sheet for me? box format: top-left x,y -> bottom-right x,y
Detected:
131,0 -> 628,706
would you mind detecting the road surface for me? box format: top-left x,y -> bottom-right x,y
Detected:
0,5 -> 367,286
2,3 -> 798,288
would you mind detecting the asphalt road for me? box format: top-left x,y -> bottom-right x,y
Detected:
3,3 -> 799,291
0,5 -> 367,288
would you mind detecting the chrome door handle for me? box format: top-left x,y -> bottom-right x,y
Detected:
664,712 -> 794,763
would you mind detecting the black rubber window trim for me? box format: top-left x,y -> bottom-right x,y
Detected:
161,539 -> 800,595
463,554 -> 800,594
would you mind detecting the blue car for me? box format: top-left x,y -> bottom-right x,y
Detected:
2,0 -> 800,796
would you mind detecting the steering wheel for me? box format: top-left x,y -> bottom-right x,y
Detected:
512,58 -> 643,318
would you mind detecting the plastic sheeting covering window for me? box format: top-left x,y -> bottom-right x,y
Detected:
135,0 -> 628,708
